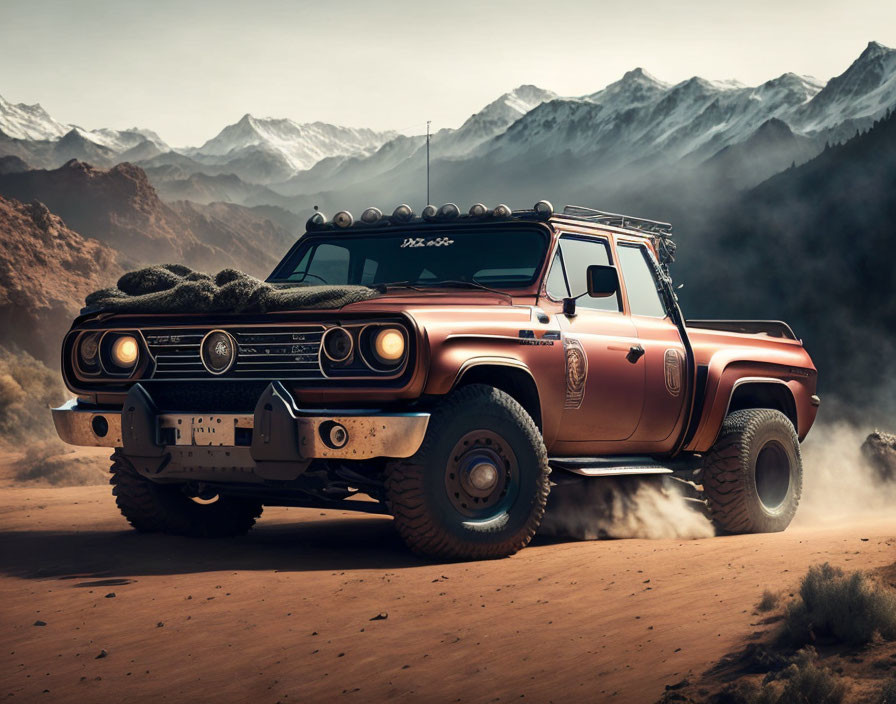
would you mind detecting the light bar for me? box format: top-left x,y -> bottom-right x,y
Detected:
469,203 -> 487,217
534,200 -> 553,218
361,207 -> 383,224
333,211 -> 353,228
437,203 -> 460,220
392,204 -> 414,222
306,210 -> 327,229
493,204 -> 511,218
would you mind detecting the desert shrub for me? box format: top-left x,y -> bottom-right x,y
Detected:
713,649 -> 845,704
758,589 -> 780,612
14,440 -> 107,486
776,648 -> 846,704
0,346 -> 67,446
784,563 -> 896,646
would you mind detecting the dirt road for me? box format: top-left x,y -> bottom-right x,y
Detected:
1,479 -> 893,704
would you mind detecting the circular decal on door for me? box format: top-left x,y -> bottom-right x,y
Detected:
564,337 -> 588,410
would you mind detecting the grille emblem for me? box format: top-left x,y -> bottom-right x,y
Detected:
200,330 -> 237,375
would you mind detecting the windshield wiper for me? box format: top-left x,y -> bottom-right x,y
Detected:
414,280 -> 514,300
371,281 -> 428,293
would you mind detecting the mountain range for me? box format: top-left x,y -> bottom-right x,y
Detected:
2,41 -> 892,212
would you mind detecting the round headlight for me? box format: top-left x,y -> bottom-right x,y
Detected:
77,332 -> 101,373
421,204 -> 438,221
373,328 -> 405,365
322,326 -> 353,363
111,335 -> 139,368
333,211 -> 353,228
493,203 -> 512,218
361,207 -> 382,224
469,203 -> 487,217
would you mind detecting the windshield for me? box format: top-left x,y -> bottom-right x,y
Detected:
268,227 -> 549,289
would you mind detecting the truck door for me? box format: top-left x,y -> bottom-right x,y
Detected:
615,241 -> 688,445
546,235 -> 646,443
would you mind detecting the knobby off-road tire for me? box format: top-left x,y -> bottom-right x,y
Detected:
385,384 -> 550,560
109,451 -> 263,537
702,409 -> 802,534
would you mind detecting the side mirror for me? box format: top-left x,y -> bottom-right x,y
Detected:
587,264 -> 619,298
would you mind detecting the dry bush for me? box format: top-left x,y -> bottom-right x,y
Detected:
714,649 -> 845,704
784,563 -> 896,646
14,440 -> 107,486
758,589 -> 780,612
0,345 -> 67,446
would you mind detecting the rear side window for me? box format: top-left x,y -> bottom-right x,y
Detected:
545,236 -> 620,312
617,244 -> 666,317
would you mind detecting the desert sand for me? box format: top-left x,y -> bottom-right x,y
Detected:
1,450 -> 894,704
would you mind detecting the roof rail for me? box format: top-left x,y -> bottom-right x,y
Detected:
561,205 -> 672,236
561,205 -> 676,271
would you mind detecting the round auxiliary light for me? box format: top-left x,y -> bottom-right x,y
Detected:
111,335 -> 139,368
361,206 -> 383,224
200,330 -> 236,375
322,326 -> 353,363
306,210 -> 327,229
373,327 -> 406,365
333,210 -> 353,228
469,203 -> 487,217
392,204 -> 414,222
437,203 -> 460,220
421,204 -> 438,221
77,332 -> 101,373
534,200 -> 554,218
493,203 -> 512,218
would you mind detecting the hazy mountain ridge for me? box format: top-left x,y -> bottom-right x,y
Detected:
679,107 -> 896,411
0,160 -> 296,276
2,42 -> 893,207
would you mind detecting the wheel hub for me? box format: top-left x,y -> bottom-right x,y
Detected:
445,430 -> 518,518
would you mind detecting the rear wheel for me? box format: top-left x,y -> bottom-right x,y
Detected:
702,409 -> 802,533
109,451 -> 263,537
386,384 -> 550,560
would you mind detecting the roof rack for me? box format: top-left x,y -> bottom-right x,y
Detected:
561,205 -> 672,235
561,205 -> 676,271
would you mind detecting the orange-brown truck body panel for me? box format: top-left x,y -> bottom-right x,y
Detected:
59,213 -> 818,459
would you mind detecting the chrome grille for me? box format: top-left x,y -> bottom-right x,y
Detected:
143,326 -> 324,380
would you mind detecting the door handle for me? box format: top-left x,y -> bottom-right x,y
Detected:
626,345 -> 645,363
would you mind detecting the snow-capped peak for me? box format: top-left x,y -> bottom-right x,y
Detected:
0,94 -> 70,141
193,114 -> 397,171
794,40 -> 896,133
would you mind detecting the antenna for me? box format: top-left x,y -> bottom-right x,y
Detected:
426,120 -> 431,206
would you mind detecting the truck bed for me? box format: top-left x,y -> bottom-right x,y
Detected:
685,319 -> 797,340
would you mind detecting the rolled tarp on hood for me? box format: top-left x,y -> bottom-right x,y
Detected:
82,264 -> 377,314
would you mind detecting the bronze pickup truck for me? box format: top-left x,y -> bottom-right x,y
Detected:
53,201 -> 819,559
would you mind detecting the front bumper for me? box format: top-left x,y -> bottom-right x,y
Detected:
52,382 -> 429,462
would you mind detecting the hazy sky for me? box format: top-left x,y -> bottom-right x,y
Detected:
2,0 -> 894,147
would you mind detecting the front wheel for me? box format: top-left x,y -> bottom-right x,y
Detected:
702,409 -> 802,533
110,451 -> 263,537
385,384 -> 550,560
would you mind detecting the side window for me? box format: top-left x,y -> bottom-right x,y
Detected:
617,244 -> 666,317
545,236 -> 620,312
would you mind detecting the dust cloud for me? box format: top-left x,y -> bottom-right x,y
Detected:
539,476 -> 715,541
795,421 -> 896,526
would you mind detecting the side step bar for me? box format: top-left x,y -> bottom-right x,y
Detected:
549,455 -> 701,478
